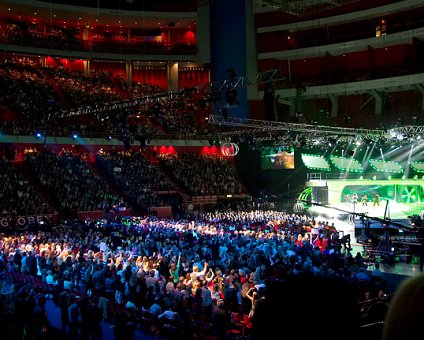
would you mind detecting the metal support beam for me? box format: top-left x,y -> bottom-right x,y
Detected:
389,125 -> 424,136
57,69 -> 286,119
208,114 -> 387,139
204,68 -> 285,95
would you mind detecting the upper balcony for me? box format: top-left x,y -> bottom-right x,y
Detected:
0,0 -> 198,59
256,0 -> 424,57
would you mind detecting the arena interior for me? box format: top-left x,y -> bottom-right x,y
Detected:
1,1 -> 424,339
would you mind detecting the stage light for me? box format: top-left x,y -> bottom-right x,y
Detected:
72,133 -> 78,139
328,137 -> 337,146
35,132 -> 42,138
364,137 -> 373,145
107,135 -> 112,141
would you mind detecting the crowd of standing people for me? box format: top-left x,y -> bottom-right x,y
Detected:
0,209 -> 402,339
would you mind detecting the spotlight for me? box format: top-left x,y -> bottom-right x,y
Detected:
328,137 -> 337,146
35,132 -> 42,138
107,135 -> 112,141
72,133 -> 78,139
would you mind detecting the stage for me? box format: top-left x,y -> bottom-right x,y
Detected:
297,178 -> 424,243
307,200 -> 414,221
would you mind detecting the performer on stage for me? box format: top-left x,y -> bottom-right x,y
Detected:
344,194 -> 352,207
373,193 -> 380,206
352,193 -> 358,205
361,194 -> 368,206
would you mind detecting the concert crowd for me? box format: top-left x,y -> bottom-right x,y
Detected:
0,209 -> 391,339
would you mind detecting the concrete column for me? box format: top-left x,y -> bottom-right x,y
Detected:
416,84 -> 424,113
289,102 -> 296,117
371,89 -> 385,115
329,94 -> 338,117
246,0 -> 258,101
126,60 -> 132,84
168,61 -> 179,91
83,59 -> 90,77
82,26 -> 89,41
210,0 -> 248,118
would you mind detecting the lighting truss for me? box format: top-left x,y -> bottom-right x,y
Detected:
257,0 -> 306,15
57,69 -> 285,119
388,125 -> 424,136
208,114 -> 387,140
256,0 -> 345,16
204,69 -> 285,95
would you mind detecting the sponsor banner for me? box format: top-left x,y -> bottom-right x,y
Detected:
0,214 -> 58,227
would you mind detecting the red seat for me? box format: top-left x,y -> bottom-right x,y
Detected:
229,312 -> 251,338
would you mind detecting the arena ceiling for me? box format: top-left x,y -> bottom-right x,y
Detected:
0,0 -> 197,30
34,0 -> 198,12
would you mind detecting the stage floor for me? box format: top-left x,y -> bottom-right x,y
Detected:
307,200 -> 418,221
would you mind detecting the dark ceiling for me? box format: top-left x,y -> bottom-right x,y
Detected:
37,0 -> 199,12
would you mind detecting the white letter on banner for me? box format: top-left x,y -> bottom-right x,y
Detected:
17,217 -> 26,226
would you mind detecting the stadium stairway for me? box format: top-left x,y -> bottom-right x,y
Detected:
11,160 -> 62,213
111,77 -> 131,99
85,160 -> 143,215
85,161 -> 128,197
152,160 -> 191,210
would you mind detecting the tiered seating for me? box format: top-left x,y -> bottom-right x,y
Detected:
0,57 -> 62,123
25,150 -> 126,214
0,157 -> 54,216
1,17 -> 196,55
95,150 -> 175,213
0,56 -> 207,138
159,153 -> 246,196
3,18 -> 82,50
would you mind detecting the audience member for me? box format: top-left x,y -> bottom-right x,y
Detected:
382,273 -> 424,340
